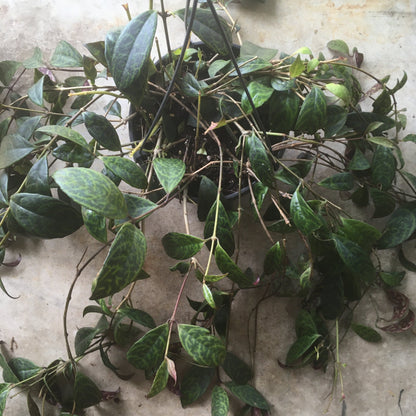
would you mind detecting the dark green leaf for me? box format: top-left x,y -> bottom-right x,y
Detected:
380,271 -> 405,287
263,241 -> 285,275
101,156 -> 147,189
75,327 -> 99,356
111,10 -> 157,105
229,57 -> 272,76
10,193 -> 83,238
271,78 -> 296,91
147,359 -> 169,398
285,334 -> 321,365
348,148 -> 370,171
85,41 -> 107,67
121,194 -> 156,223
215,244 -> 253,288
204,201 -> 235,256
0,171 -> 7,208
73,372 -> 101,409
0,117 -> 11,141
222,352 -> 252,385
179,72 -> 206,97
211,386 -> 229,416
325,105 -> 348,137
377,207 -> 416,249
28,76 -> 44,107
91,222 -> 146,299
83,112 -> 121,151
290,188 -> 322,235
25,156 -> 50,195
372,90 -> 391,115
83,55 -> 97,82
241,82 -> 274,113
36,125 -> 89,149
333,235 -> 376,283
53,167 -> 128,219
0,61 -> 21,86
318,172 -> 354,191
178,324 -> 226,367
0,134 -> 35,169
295,310 -> 318,338
127,323 -> 169,370
240,40 -> 277,61
180,366 -> 215,407
266,219 -> 294,234
0,353 -> 19,383
104,100 -> 122,118
246,134 -> 275,188
153,158 -> 185,194
351,323 -> 382,343
50,41 -> 83,67
0,383 -> 11,415
346,112 -> 395,135
202,283 -> 216,308
82,207 -> 107,243
369,187 -> 395,218
269,90 -> 300,133
27,392 -> 41,416
402,134 -> 416,143
162,232 -> 205,260
52,143 -> 93,165
7,358 -> 40,382
198,175 -> 218,221
371,145 -> 396,191
339,217 -> 381,252
176,8 -> 232,56
295,87 -> 327,134
225,381 -> 269,410
118,307 -> 156,329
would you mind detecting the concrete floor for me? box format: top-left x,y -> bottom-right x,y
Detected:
1,1 -> 416,415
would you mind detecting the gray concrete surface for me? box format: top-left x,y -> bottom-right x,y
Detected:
1,1 -> 416,415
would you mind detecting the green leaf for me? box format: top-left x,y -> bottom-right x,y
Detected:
225,381 -> 269,410
153,158 -> 185,194
0,60 -> 21,86
377,207 -> 416,249
372,90 -> 391,115
202,283 -> 216,309
0,353 -> 19,383
127,323 -> 169,370
295,87 -> 327,134
178,324 -> 226,367
75,327 -> 100,356
221,352 -> 252,385
319,172 -> 354,191
215,244 -> 253,288
53,167 -> 128,219
325,105 -> 347,137
402,134 -> 416,143
0,134 -> 35,169
73,372 -> 101,409
25,156 -> 50,195
198,176 -> 218,221
289,55 -> 304,78
333,235 -> 376,283
91,223 -> 146,299
367,136 -> 395,148
7,358 -> 40,382
240,40 -> 277,61
52,143 -> 94,165
346,112 -> 395,135
285,334 -> 321,365
369,187 -> 396,218
36,125 -> 89,149
348,148 -> 370,171
111,10 -> 157,105
83,112 -> 121,151
263,241 -> 286,275
246,134 -> 275,188
339,217 -> 381,252
307,58 -> 319,73
101,156 -> 147,189
0,172 -> 8,208
51,41 -> 83,67
241,81 -> 274,113
180,366 -> 215,407
28,76 -> 44,107
380,270 -> 405,287
208,59 -> 230,77
327,39 -> 350,56
82,207 -> 107,243
147,359 -> 169,398
351,323 -> 382,343
290,188 -> 322,235
211,386 -> 229,416
176,8 -> 232,56
118,307 -> 156,329
326,83 -> 350,104
179,72 -> 207,97
104,28 -> 121,73
271,78 -> 296,91
295,310 -> 318,338
120,194 -> 156,223
10,193 -> 83,238
162,232 -> 205,260
85,41 -> 107,67
204,201 -> 235,256
269,90 -> 300,133
0,383 -> 11,414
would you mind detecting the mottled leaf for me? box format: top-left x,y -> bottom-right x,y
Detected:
222,352 -> 252,385
180,366 -> 215,407
269,90 -> 300,133
75,327 -> 100,356
83,112 -> 121,151
162,232 -> 205,260
327,39 -> 350,57
211,386 -> 229,416
53,167 -> 128,219
339,217 -> 381,252
127,323 -> 169,370
118,307 -> 156,329
0,134 -> 35,169
295,87 -> 327,134
81,207 -> 107,243
263,240 -> 285,275
91,223 -> 146,299
153,158 -> 185,194
198,175 -> 218,221
246,134 -> 275,188
85,41 -> 107,67
225,382 -> 269,410
147,359 -> 169,398
318,172 -> 354,191
73,372 -> 101,409
51,41 -> 83,67
25,156 -> 50,195
241,81 -> 274,113
369,187 -> 395,218
290,188 -> 322,235
178,324 -> 226,367
101,156 -> 147,189
7,358 -> 40,381
36,125 -> 89,149
348,148 -> 370,171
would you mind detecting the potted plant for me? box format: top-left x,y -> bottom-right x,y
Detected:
1,1 -> 416,415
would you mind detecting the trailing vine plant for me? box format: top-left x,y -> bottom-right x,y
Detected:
1,1 -> 416,414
